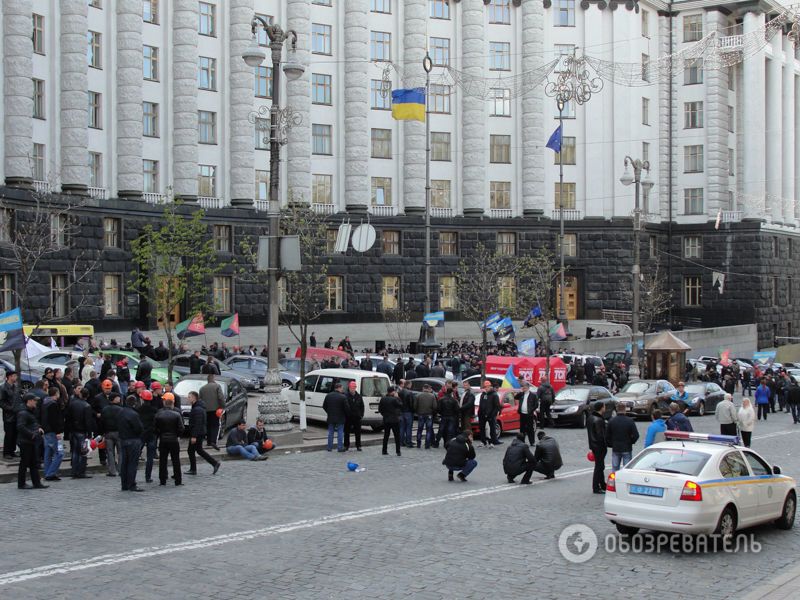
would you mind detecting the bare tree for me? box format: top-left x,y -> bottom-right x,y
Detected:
623,259 -> 672,374
518,247 -> 559,380
382,302 -> 413,353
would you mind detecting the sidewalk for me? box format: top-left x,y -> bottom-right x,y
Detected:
741,564 -> 800,600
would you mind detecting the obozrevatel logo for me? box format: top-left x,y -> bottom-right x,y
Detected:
558,524 -> 598,563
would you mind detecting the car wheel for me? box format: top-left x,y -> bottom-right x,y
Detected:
281,380 -> 292,388
775,491 -> 797,530
615,523 -> 639,536
714,506 -> 737,540
579,412 -> 588,429
370,424 -> 383,432
697,401 -> 706,417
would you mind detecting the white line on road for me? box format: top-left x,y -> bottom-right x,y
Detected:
0,466 -> 595,586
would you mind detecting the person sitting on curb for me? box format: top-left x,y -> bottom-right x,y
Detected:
532,430 -> 563,480
502,433 -> 536,484
226,421 -> 267,461
442,430 -> 478,482
247,418 -> 275,458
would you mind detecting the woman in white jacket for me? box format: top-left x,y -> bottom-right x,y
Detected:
738,398 -> 756,447
80,356 -> 94,384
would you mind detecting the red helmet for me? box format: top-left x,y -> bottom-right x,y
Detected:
140,390 -> 153,401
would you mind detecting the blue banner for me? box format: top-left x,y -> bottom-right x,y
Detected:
0,307 -> 25,352
423,311 -> 444,327
483,312 -> 502,332
518,339 -> 537,356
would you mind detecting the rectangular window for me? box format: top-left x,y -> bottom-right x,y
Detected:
382,276 -> 400,311
498,276 -> 516,308
554,44 -> 574,72
431,132 -> 451,161
103,274 -> 121,317
642,97 -> 650,125
198,56 -> 217,90
649,235 -> 658,259
198,110 -> 217,144
728,149 -> 735,176
312,73 -> 332,105
382,230 -> 400,255
199,2 -> 216,36
641,8 -> 650,37
255,170 -> 269,201
684,276 -> 702,307
33,79 -> 45,119
440,275 -> 457,309
89,152 -> 103,187
371,177 -> 392,206
254,117 -> 268,150
439,232 -> 458,256
556,99 -> 575,119
33,14 -> 45,54
198,164 -> 217,197
312,174 -> 333,204
683,235 -> 702,259
88,31 -> 102,68
143,0 -> 159,24
143,159 -> 159,193
555,182 -> 576,209
684,58 -> 704,85
641,53 -> 650,82
728,106 -> 734,132
213,224 -> 232,253
683,15 -> 703,42
770,278 -> 778,306
488,0 -> 511,24
313,0 -> 332,5
431,180 -> 451,208
554,0 -> 576,27
371,0 -> 391,13
490,88 -> 511,117
554,136 -> 576,165
370,80 -> 391,109
497,232 -> 516,256
490,135 -> 511,164
326,229 -> 337,254
312,124 -> 333,155
32,143 -> 45,181
428,84 -> 451,114
430,0 -> 450,19
142,101 -> 158,137
0,274 -> 13,312
326,276 -> 343,311
430,37 -> 450,67
88,91 -> 102,128
642,142 -> 650,163
490,181 -> 511,209
254,14 -> 274,45
684,101 -> 703,128
489,42 -> 511,71
371,128 -> 392,159
728,65 -> 735,91
213,276 -> 232,314
51,274 -> 69,318
370,31 -> 391,62
684,188 -> 704,214
684,145 -> 704,173
50,214 -> 67,247
103,217 -> 120,248
143,45 -> 159,81
312,23 -> 332,55
563,233 -> 577,258
255,65 -> 273,98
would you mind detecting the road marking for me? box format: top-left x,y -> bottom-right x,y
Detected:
0,466 -> 595,586
752,430 -> 800,441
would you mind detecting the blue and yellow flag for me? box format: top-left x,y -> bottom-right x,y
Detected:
0,307 -> 25,352
391,88 -> 426,122
501,364 -> 522,390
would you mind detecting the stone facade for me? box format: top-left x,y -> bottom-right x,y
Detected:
116,0 -> 144,198
59,0 -> 89,194
3,2 -> 33,186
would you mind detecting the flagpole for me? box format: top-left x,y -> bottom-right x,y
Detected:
557,101 -> 568,336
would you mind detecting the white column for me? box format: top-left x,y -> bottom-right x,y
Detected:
172,0 -> 199,201
286,0 -> 311,206
766,32 -> 782,222
657,13 -> 676,220
344,0 -> 369,213
60,0 -> 89,195
3,2 -> 33,187
781,35 -> 795,226
229,0 -> 255,206
402,0 -> 426,215
741,11 -> 766,219
521,1 -> 543,216
704,11 -> 728,221
116,0 -> 143,198
461,0 -> 486,217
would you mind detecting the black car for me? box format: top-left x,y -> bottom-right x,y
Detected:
407,377 -> 449,398
170,353 -> 260,391
681,382 -> 726,416
615,379 -> 676,420
173,374 -> 249,441
551,385 -> 617,428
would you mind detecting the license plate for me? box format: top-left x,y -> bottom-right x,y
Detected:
629,484 -> 664,497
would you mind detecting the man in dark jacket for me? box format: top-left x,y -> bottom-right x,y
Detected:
359,356 -> 374,371
323,382 -> 348,452
137,390 -> 159,482
665,402 -> 694,433
101,393 -> 123,477
477,381 -> 501,447
226,421 -> 264,460
67,389 -> 95,478
378,387 -> 402,456
135,358 -> 153,388
537,381 -> 555,427
458,380 -> 476,433
1,370 -> 21,458
247,418 -> 274,456
398,380 -> 414,448
344,381 -> 365,451
154,395 -> 184,485
376,355 -> 394,378
186,391 -> 220,475
430,361 -> 446,378
41,387 -> 64,481
533,430 -> 563,479
503,433 -> 536,484
787,378 -> 800,424
606,403 -> 640,472
17,394 -> 47,489
392,359 -> 405,385
189,350 -> 204,375
434,387 -> 459,448
442,431 -> 477,482
586,402 -> 608,494
515,381 -> 538,446
413,384 -> 437,449
118,397 -> 145,492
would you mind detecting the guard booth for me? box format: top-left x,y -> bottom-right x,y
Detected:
644,330 -> 691,384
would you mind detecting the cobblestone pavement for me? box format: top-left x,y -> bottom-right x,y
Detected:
1,408 -> 799,600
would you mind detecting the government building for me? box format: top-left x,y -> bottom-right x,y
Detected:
0,0 -> 798,348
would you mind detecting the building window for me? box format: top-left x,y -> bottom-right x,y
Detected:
143,159 -> 159,193
312,124 -> 333,155
198,110 -> 216,144
430,37 -> 450,67
33,14 -> 45,54
488,0 -> 511,24
556,99 -> 575,119
51,274 -> 69,318
198,56 -> 217,90
490,181 -> 511,209
684,188 -> 704,215
728,149 -> 735,176
490,135 -> 511,164
254,14 -> 274,46
683,15 -> 703,42
88,91 -> 102,129
641,53 -> 650,82
641,8 -> 650,37
143,101 -> 159,137
563,233 -> 577,257
370,80 -> 391,110
213,276 -> 232,314
430,0 -> 450,19
489,42 -> 511,71
371,177 -> 392,206
312,174 -> 333,204
370,31 -> 391,62
198,2 -> 216,36
382,276 -> 400,311
143,45 -> 159,81
555,182 -> 576,209
684,58 -> 703,85
326,229 -> 337,254
143,0 -> 158,24
32,143 -> 46,181
103,217 -> 121,248
789,278 -> 793,305
490,88 -> 511,117
371,128 -> 392,159
312,23 -> 332,55
684,101 -> 703,129
312,73 -> 332,105
431,180 -> 451,208
326,276 -> 343,311
772,236 -> 779,258
313,0 -> 332,5
554,136 -> 576,165
254,117 -> 269,150
0,274 -> 13,312
683,235 -> 702,259
498,276 -> 516,308
728,106 -> 734,132
371,0 -> 391,13
684,145 -> 704,173
497,232 -> 516,256
642,142 -> 650,163
440,275 -> 457,309
428,84 -> 451,114
554,44 -> 574,72
641,97 -> 650,125
255,65 -> 273,98
32,79 -> 45,119
87,31 -> 102,68
255,170 -> 269,201
198,164 -> 217,197
440,232 -> 458,256
89,152 -> 103,187
554,0 -> 575,27
684,276 -> 702,307
103,274 -> 121,317
649,235 -> 658,259
213,224 -> 232,253
50,214 -> 67,247
431,132 -> 451,161
770,278 -> 778,306
382,230 -> 400,255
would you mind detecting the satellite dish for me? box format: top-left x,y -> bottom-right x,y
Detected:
351,224 -> 376,253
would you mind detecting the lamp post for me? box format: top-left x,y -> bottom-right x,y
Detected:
619,156 -> 654,380
242,18 -> 304,431
423,52 -> 433,316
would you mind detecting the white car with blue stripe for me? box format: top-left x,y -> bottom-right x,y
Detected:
604,432 -> 796,537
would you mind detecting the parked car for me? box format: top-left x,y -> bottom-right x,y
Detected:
174,374 -> 248,440
550,385 -> 617,427
170,353 -> 260,391
603,351 -> 631,369
278,358 -> 320,378
462,374 -> 505,391
0,357 -> 42,390
470,389 -> 520,440
90,349 -> 175,384
224,355 -> 298,389
407,377 -> 449,398
615,379 -> 676,419
23,350 -> 84,374
681,382 -> 726,416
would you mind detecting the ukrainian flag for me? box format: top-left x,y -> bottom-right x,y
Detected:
501,364 -> 522,390
391,88 -> 426,122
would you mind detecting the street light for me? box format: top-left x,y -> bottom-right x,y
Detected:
620,156 -> 653,380
423,53 -> 433,316
242,16 -> 303,432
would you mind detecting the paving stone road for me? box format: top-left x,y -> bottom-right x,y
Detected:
1,407 -> 799,600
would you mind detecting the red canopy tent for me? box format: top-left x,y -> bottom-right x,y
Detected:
484,355 -> 567,392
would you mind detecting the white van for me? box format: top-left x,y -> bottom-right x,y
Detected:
281,368 -> 391,430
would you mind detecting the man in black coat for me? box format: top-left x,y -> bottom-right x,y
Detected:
344,381 -> 365,451
532,430 -> 563,479
154,395 -> 184,486
322,382 -> 348,452
458,380 -> 475,433
536,381 -> 555,427
376,355 -> 394,378
41,386 -> 64,481
477,381 -> 501,446
67,389 -> 95,478
1,371 -> 21,458
392,359 -> 405,385
189,350 -> 204,375
378,387 -> 402,456
515,381 -> 538,446
359,356 -> 373,371
605,403 -> 640,472
137,390 -> 159,483
442,431 -> 478,482
398,380 -> 414,448
118,397 -> 145,492
503,433 -> 536,484
435,387 -> 459,448
586,401 -> 608,494
17,394 -> 47,489
185,391 -> 220,475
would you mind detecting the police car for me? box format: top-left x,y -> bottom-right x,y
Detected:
604,432 -> 796,537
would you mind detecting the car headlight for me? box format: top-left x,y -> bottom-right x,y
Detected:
563,405 -> 579,414
634,398 -> 648,406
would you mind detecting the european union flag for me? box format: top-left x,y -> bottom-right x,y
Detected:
546,125 -> 562,153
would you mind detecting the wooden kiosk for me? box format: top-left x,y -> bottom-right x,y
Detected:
644,330 -> 691,384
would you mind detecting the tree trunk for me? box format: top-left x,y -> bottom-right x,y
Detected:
299,322 -> 308,431
480,327 -> 487,381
